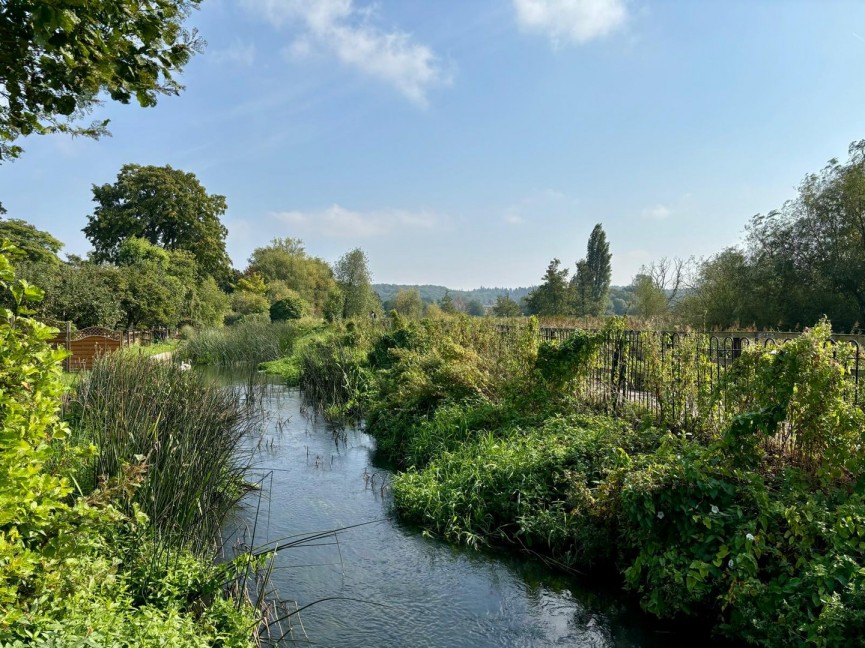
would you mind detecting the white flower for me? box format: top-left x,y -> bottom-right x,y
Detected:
657,511 -> 665,520
746,533 -> 755,541
728,559 -> 735,568
711,505 -> 719,514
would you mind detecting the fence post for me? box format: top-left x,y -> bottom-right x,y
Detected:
65,321 -> 72,372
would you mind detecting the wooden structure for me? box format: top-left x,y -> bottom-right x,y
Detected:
46,322 -> 174,372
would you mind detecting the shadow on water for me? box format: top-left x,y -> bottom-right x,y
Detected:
207,366 -> 721,648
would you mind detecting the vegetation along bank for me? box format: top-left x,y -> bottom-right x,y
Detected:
230,312 -> 865,647
0,247 -> 261,646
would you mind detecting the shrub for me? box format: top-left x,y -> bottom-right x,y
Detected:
270,292 -> 309,321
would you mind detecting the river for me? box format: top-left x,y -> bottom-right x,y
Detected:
222,376 -> 698,647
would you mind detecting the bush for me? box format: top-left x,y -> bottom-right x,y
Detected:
270,292 -> 309,321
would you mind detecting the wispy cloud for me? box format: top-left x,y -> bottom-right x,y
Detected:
209,40 -> 256,67
502,188 -> 573,225
242,0 -> 451,106
513,0 -> 627,46
271,204 -> 441,238
641,203 -> 671,220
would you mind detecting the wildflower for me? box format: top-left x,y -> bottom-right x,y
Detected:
657,511 -> 665,520
728,559 -> 734,568
711,505 -> 719,514
746,533 -> 755,541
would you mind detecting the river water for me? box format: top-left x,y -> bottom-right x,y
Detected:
223,378 -> 692,648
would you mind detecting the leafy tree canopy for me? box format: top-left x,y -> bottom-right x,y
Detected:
0,216 -> 63,266
525,258 -> 570,316
334,247 -> 377,318
0,0 -> 203,160
247,238 -> 337,314
84,164 -> 231,284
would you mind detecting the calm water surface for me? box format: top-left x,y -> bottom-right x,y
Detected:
221,377 -> 691,648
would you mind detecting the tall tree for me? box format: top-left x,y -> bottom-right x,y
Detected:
583,224 -> 612,316
334,248 -> 376,319
0,0 -> 203,161
84,164 -> 232,284
391,288 -> 424,320
684,141 -> 865,331
525,258 -> 570,316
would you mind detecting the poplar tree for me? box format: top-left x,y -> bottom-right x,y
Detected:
572,224 -> 612,316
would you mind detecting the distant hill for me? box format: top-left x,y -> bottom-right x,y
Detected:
373,284 -> 534,306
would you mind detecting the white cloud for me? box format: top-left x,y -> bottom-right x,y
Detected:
271,204 -> 440,238
243,0 -> 451,106
209,40 -> 256,67
641,204 -> 671,220
513,0 -> 627,45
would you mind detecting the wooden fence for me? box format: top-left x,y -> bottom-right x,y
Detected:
46,322 -> 175,372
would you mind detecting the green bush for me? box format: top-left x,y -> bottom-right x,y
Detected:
269,292 -> 309,321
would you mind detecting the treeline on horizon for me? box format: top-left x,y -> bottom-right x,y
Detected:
4,139 -> 865,333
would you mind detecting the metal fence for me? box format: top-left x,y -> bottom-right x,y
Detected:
529,326 -> 863,425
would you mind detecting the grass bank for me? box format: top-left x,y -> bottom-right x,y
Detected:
283,314 -> 865,646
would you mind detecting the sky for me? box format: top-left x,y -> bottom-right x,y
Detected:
3,0 -> 865,289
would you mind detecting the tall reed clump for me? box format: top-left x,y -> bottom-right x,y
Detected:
180,320 -> 309,366
71,353 -> 260,554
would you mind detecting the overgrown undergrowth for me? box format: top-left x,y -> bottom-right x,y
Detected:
276,313 -> 865,647
0,249 -> 258,646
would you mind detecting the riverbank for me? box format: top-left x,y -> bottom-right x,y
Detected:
251,315 -> 865,646
1,303 -> 258,645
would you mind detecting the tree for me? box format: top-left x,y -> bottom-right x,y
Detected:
683,141 -> 865,331
492,294 -> 522,317
525,259 -> 570,316
0,217 -> 63,266
42,257 -> 125,328
0,0 -> 203,161
579,224 -> 612,316
570,259 -> 593,316
84,164 -> 232,284
334,247 -> 376,319
392,288 -> 424,320
247,238 -> 337,314
628,256 -> 693,319
629,274 -> 668,319
439,290 -> 457,314
466,299 -> 486,317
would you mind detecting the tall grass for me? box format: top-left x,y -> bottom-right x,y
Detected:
71,353 -> 261,555
179,320 -> 315,366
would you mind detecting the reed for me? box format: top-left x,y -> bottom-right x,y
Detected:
71,353 -> 261,555
179,320 -> 309,366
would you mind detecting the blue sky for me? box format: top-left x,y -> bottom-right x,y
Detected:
3,0 -> 865,289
